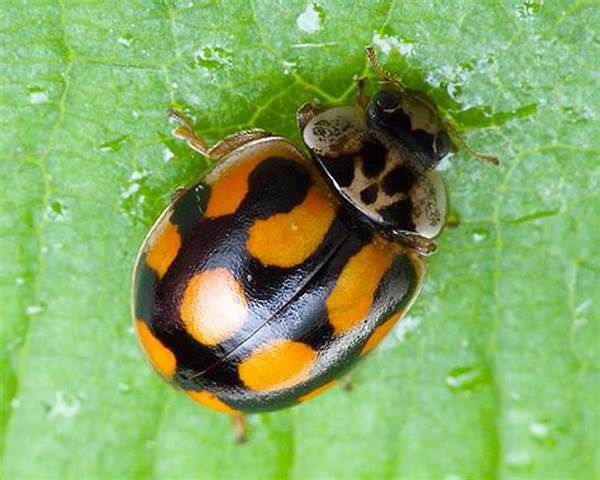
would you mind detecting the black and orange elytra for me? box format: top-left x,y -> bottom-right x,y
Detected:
132,47 -> 497,418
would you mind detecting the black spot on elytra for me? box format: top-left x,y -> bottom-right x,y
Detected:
321,155 -> 355,188
133,254 -> 158,321
360,141 -> 387,178
170,182 -> 211,238
379,199 -> 415,231
382,166 -> 417,196
245,157 -> 312,217
360,184 -> 378,205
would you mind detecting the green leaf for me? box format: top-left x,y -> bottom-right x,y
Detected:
1,1 -> 599,478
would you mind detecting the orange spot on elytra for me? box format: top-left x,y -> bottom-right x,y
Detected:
205,157 -> 263,218
326,241 -> 395,335
180,268 -> 247,346
246,187 -> 336,267
360,311 -> 403,356
145,219 -> 181,279
186,390 -> 239,415
298,379 -> 337,402
135,320 -> 176,378
239,339 -> 317,391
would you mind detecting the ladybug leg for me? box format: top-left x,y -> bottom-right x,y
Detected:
232,414 -> 247,444
354,76 -> 370,110
167,109 -> 209,156
168,109 -> 272,161
296,102 -> 326,132
445,212 -> 460,229
341,375 -> 353,392
390,230 -> 438,257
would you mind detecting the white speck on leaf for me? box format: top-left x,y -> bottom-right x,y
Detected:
117,36 -> 132,47
117,382 -> 131,393
575,299 -> 591,315
372,32 -> 415,56
291,42 -> 337,49
506,451 -> 532,469
510,391 -> 522,402
297,3 -> 322,34
392,315 -> 422,344
26,305 -> 43,315
122,183 -> 140,199
163,148 -> 175,162
195,45 -> 233,69
47,391 -> 81,419
444,475 -> 463,480
529,421 -> 549,439
29,91 -> 49,104
282,60 -> 297,75
129,170 -> 145,181
507,408 -> 532,423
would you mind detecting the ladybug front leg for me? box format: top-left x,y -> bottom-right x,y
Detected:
354,76 -> 370,110
168,109 -> 209,156
390,230 -> 438,257
296,102 -> 326,133
341,374 -> 353,392
168,109 -> 272,161
232,414 -> 247,444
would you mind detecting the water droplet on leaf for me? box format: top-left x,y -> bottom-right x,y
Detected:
117,33 -> 134,47
506,451 -> 533,471
194,45 -> 233,70
45,200 -> 67,221
26,304 -> 43,315
446,365 -> 490,392
28,86 -> 49,104
46,391 -> 81,419
471,228 -> 489,243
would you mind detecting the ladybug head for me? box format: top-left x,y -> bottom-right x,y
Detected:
366,91 -> 406,130
366,90 -> 450,170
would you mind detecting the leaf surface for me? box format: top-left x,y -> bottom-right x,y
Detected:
1,1 -> 599,478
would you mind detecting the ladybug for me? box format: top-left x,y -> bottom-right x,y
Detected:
131,47 -> 497,440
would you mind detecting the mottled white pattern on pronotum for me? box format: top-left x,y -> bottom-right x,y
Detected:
303,106 -> 367,157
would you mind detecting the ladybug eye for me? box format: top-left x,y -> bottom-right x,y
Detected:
373,91 -> 402,113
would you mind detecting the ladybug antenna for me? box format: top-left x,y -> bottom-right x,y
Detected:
444,124 -> 500,165
365,46 -> 407,93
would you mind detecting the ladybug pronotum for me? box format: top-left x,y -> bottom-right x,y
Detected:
132,47 -> 497,440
